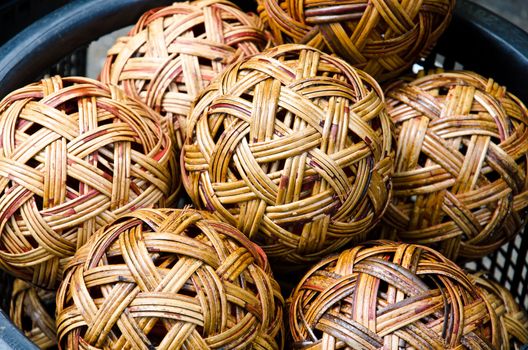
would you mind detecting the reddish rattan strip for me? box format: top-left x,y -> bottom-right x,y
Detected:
100,0 -> 271,150
182,44 -> 393,265
382,71 -> 528,261
10,279 -> 57,349
56,208 -> 284,350
473,273 -> 528,349
289,240 -> 503,349
0,76 -> 175,289
257,0 -> 455,81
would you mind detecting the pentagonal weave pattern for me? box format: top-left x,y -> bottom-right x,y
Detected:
100,0 -> 271,149
56,208 -> 284,350
0,76 -> 174,289
183,44 -> 393,265
382,71 -> 528,261
289,241 -> 503,349
10,279 -> 57,350
257,0 -> 455,81
473,273 -> 528,348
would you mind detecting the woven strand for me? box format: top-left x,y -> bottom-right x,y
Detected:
289,240 -> 503,349
56,208 -> 284,350
100,0 -> 271,150
382,71 -> 528,260
257,0 -> 455,81
473,274 -> 528,349
182,44 -> 393,265
10,279 -> 57,349
0,76 -> 175,289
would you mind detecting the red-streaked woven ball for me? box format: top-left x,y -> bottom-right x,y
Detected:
473,273 -> 528,349
10,279 -> 57,349
182,44 -> 393,265
0,76 -> 175,289
289,240 -> 503,349
100,0 -> 271,149
382,71 -> 528,260
257,0 -> 455,81
56,208 -> 284,350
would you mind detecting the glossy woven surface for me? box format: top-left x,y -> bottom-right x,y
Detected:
257,0 -> 455,81
56,208 -> 284,350
382,70 -> 528,261
473,273 -> 528,349
289,241 -> 502,349
100,0 -> 270,149
0,76 -> 175,289
183,44 -> 393,265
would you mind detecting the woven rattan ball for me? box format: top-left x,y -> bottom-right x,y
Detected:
473,274 -> 528,349
289,240 -> 503,349
182,44 -> 393,265
382,71 -> 528,261
100,0 -> 271,150
257,0 -> 455,81
0,76 -> 175,289
10,279 -> 57,349
56,208 -> 284,349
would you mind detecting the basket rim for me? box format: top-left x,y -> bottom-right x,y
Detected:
0,309 -> 38,349
0,0 -> 175,99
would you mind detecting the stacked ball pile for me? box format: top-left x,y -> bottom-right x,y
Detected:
0,0 -> 526,349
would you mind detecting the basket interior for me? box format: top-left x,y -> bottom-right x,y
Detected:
0,0 -> 526,348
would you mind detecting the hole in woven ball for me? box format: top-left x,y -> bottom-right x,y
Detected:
146,320 -> 171,346
180,223 -> 204,240
86,286 -> 104,304
421,274 -> 443,292
482,168 -> 500,183
274,107 -> 288,125
179,281 -> 198,297
198,56 -> 215,71
25,157 -> 40,172
417,153 -> 429,168
210,120 -> 226,145
342,165 -> 354,180
457,142 -> 468,156
348,132 -> 365,148
239,92 -> 255,106
190,22 -> 206,38
18,121 -> 42,137
57,99 -> 80,115
369,116 -> 381,132
105,252 -> 126,266
376,278 -> 390,302
130,143 -> 148,165
66,176 -> 82,197
24,234 -> 40,250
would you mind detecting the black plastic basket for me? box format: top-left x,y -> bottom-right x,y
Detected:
0,0 -> 71,46
0,0 -> 526,348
